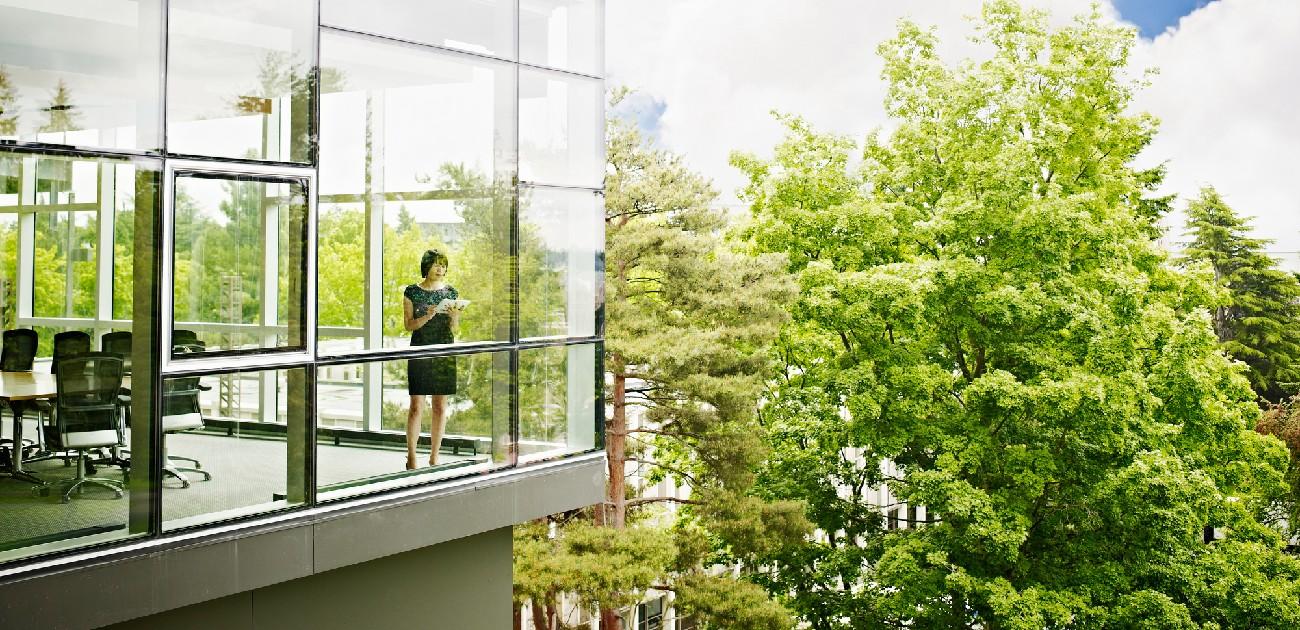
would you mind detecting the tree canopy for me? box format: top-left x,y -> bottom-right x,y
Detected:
1181,187 -> 1300,402
734,2 -> 1300,628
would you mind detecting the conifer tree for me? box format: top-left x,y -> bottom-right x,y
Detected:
39,79 -> 81,134
1182,187 -> 1300,402
513,91 -> 805,630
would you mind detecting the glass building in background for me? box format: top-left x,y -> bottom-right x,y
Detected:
0,2 -> 604,627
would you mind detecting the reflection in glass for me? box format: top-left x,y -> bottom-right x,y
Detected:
321,0 -> 516,60
318,31 -> 515,352
172,175 -> 307,355
0,0 -> 164,151
167,0 -> 315,161
519,344 -> 597,461
316,351 -> 510,500
520,69 -> 603,188
0,155 -> 160,563
520,0 -> 603,75
161,367 -> 309,530
520,187 -> 602,338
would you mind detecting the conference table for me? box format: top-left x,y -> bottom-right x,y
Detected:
0,371 -> 57,485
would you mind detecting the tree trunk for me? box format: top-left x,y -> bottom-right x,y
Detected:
532,600 -> 549,630
599,359 -> 629,629
610,368 -> 628,529
514,602 -> 523,630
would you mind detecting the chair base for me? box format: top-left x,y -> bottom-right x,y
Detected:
164,463 -> 211,489
39,477 -> 125,503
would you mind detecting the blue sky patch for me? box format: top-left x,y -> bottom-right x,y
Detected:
1113,0 -> 1217,38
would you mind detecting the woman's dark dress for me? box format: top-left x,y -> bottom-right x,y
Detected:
405,284 -> 458,395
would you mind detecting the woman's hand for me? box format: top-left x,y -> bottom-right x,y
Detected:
447,305 -> 461,330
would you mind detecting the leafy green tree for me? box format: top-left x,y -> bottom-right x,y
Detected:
514,90 -> 804,630
1182,187 -> 1300,402
735,3 -> 1300,628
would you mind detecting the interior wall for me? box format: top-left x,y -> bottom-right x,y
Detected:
104,526 -> 513,630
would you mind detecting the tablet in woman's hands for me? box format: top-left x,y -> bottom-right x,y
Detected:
436,299 -> 470,313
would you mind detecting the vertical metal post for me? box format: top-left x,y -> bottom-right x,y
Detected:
129,162 -> 164,536
361,90 -> 385,430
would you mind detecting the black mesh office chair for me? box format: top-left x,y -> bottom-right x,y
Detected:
1,328 -> 38,371
52,331 -> 91,375
159,339 -> 211,487
43,353 -> 126,503
101,331 -> 132,368
1,329 -> 41,460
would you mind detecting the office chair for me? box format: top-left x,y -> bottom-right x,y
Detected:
43,353 -> 126,503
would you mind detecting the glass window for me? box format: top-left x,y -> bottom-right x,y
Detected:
321,0 -> 516,60
0,0 -> 164,151
520,69 -> 603,188
0,153 -> 160,564
166,0 -> 315,162
316,350 -> 511,500
171,173 -> 308,356
161,366 -> 309,530
520,0 -> 603,76
319,31 -> 515,352
520,187 -> 602,339
518,343 -> 598,462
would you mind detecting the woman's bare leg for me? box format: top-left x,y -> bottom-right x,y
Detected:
429,395 -> 448,466
406,395 -> 425,469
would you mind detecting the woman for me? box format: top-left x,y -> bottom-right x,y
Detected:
402,249 -> 462,470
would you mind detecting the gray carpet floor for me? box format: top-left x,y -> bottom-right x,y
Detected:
0,426 -> 485,555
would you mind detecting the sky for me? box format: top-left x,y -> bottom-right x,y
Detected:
606,0 -> 1300,266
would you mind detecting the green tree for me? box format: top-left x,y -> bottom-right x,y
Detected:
736,3 -> 1300,628
0,64 -> 19,136
39,79 -> 82,134
1182,187 -> 1300,402
514,91 -> 804,630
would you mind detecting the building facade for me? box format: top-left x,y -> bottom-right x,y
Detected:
0,1 -> 605,627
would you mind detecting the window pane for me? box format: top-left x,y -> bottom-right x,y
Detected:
321,0 -> 516,60
520,0 -> 603,76
0,157 -> 160,564
316,351 -> 511,500
0,0 -> 163,151
319,32 -> 515,352
520,69 -> 603,188
519,344 -> 598,462
171,174 -> 307,356
520,187 -> 602,338
161,366 -> 309,530
167,0 -> 315,162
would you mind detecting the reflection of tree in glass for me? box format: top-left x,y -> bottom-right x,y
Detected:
39,79 -> 82,134
226,52 -> 347,162
0,65 -> 19,135
172,177 -> 265,339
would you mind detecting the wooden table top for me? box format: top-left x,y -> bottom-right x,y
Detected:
0,371 -> 58,401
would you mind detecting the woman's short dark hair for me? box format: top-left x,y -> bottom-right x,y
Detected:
420,249 -> 449,277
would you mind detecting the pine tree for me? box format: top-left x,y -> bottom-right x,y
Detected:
513,90 -> 805,630
1182,187 -> 1300,402
39,79 -> 82,134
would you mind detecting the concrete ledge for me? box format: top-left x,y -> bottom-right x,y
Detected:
0,453 -> 605,629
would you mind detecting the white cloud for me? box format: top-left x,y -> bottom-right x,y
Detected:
1130,0 -> 1300,265
607,0 -> 1299,266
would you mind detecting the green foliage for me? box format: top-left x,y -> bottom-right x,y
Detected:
1181,187 -> 1300,402
0,65 -> 18,135
735,2 -> 1300,628
39,79 -> 81,134
514,518 -> 676,615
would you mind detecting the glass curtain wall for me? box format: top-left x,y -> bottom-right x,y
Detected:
0,0 -> 604,567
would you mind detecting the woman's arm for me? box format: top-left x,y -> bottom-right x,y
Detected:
403,296 -> 433,331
